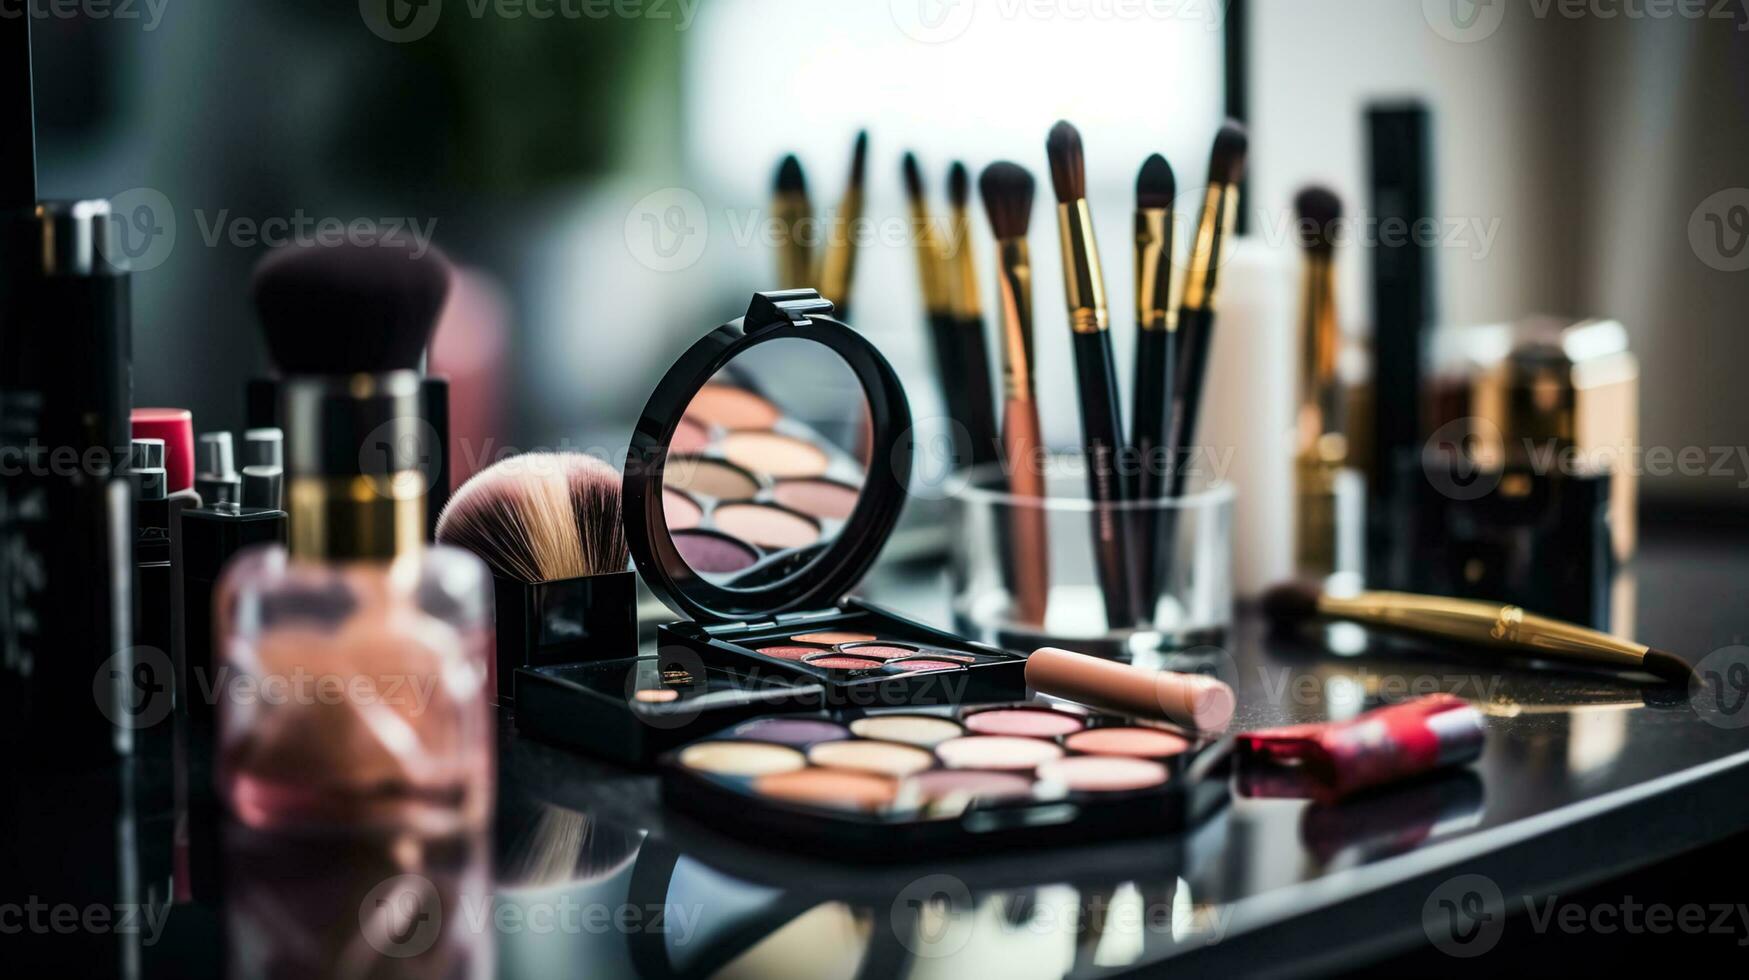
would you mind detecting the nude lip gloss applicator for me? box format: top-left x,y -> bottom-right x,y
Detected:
215,236 -> 495,834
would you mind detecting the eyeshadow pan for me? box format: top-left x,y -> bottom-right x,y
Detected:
634,689 -> 679,704
714,503 -> 821,550
1037,756 -> 1170,793
664,488 -> 703,530
685,383 -> 782,430
936,736 -> 1065,771
1064,727 -> 1192,759
791,631 -> 878,644
672,417 -> 711,453
753,768 -> 897,812
907,769 -> 1036,803
964,708 -> 1085,738
772,478 -> 862,520
679,740 -> 806,777
665,457 -> 759,500
671,529 -> 759,573
729,718 -> 850,746
755,644 -> 830,661
722,431 -> 831,479
803,654 -> 886,671
807,740 -> 936,777
885,659 -> 965,673
848,715 -> 964,747
838,643 -> 918,660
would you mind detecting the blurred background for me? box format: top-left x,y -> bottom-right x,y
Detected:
25,0 -> 1749,510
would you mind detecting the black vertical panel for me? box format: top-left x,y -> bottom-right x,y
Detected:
1223,0 -> 1250,235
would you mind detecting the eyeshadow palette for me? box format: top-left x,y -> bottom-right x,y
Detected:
659,701 -> 1232,859
663,379 -> 867,583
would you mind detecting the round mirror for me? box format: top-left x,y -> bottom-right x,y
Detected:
659,337 -> 871,588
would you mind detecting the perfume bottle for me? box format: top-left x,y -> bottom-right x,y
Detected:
215,237 -> 493,834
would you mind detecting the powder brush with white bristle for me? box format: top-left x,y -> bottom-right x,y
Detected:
436,453 -> 628,583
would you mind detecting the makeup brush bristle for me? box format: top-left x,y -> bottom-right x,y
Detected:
849,130 -> 868,187
436,452 -> 627,584
1136,153 -> 1176,210
948,161 -> 971,210
1045,120 -> 1086,204
250,237 -> 451,376
1208,120 -> 1250,186
775,155 -> 807,195
1261,581 -> 1323,624
901,151 -> 925,203
978,161 -> 1035,240
1294,185 -> 1342,253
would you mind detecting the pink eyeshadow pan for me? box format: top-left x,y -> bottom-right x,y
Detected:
664,488 -> 703,530
886,659 -> 964,673
838,643 -> 918,660
772,479 -> 861,520
672,417 -> 711,453
1036,756 -> 1170,793
964,708 -> 1085,738
1064,727 -> 1191,759
757,644 -> 830,661
804,654 -> 886,671
908,769 -> 1036,803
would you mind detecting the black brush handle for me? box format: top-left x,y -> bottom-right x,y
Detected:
924,311 -> 981,472
1072,329 -> 1136,629
957,314 -> 1002,471
1131,326 -> 1175,611
1168,307 -> 1217,500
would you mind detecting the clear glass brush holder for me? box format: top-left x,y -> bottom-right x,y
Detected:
949,458 -> 1234,657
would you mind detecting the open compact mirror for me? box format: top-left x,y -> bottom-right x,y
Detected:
661,337 -> 871,588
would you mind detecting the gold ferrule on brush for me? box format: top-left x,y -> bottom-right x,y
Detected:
948,207 -> 982,320
1297,251 -> 1342,451
773,191 -> 814,289
283,370 -> 429,562
289,474 -> 426,562
1056,199 -> 1108,334
818,189 -> 863,308
1183,182 -> 1239,313
995,237 -> 1036,401
1135,207 -> 1175,332
1320,591 -> 1653,671
909,201 -> 949,313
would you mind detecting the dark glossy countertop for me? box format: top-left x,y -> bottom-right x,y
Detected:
8,521 -> 1749,978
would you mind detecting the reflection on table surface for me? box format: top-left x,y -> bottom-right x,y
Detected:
6,525 -> 1749,978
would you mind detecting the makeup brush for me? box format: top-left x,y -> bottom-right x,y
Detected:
1047,120 -> 1136,629
1130,153 -> 1178,609
903,151 -> 974,471
1262,582 -> 1698,684
436,452 -> 629,584
1293,186 -> 1347,574
772,154 -> 814,290
946,160 -> 1001,472
1166,121 -> 1248,501
980,160 -> 1050,625
818,130 -> 867,318
3,10 -> 36,213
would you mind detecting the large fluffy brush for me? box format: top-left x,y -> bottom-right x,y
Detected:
436,452 -> 628,583
1046,119 -> 1136,628
818,130 -> 868,316
250,236 -> 452,376
979,160 -> 1049,624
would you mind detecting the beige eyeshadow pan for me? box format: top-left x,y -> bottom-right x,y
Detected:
848,715 -> 964,747
1036,756 -> 1170,793
679,740 -> 806,777
721,431 -> 830,479
713,502 -> 821,549
1063,727 -> 1191,759
791,631 -> 878,644
752,768 -> 897,811
684,383 -> 782,430
935,735 -> 1065,771
772,478 -> 862,520
665,457 -> 759,500
806,740 -> 936,777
